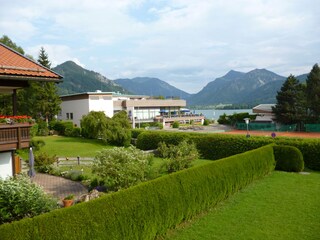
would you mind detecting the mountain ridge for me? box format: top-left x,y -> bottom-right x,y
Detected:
52,61 -> 128,95
53,60 -> 308,106
114,77 -> 191,99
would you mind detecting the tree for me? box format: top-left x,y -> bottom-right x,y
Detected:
80,111 -> 108,139
105,111 -> 132,146
0,35 -> 24,54
18,47 -> 61,123
37,47 -> 51,68
306,64 -> 320,122
272,75 -> 307,128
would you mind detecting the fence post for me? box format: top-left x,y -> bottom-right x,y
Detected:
77,156 -> 80,165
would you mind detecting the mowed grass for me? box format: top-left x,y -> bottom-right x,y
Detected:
33,136 -> 111,157
164,171 -> 320,240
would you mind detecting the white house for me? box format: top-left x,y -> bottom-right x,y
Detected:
59,91 -> 204,128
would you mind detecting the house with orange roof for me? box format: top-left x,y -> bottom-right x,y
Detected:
0,43 -> 62,179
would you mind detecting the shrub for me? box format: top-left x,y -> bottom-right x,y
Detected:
49,120 -> 74,136
62,170 -> 88,181
92,146 -> 153,191
203,119 -> 210,126
158,140 -> 199,173
34,152 -> 56,173
131,129 -> 145,138
36,119 -> 49,136
172,121 -> 179,128
273,145 -> 304,172
30,139 -> 45,151
81,111 -> 108,139
0,175 -> 57,224
0,145 -> 275,239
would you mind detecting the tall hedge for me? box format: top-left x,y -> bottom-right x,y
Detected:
136,131 -> 320,170
273,145 -> 304,172
0,145 -> 275,240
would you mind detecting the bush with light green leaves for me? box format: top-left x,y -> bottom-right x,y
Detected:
158,140 -> 199,173
92,146 -> 153,191
0,174 -> 57,224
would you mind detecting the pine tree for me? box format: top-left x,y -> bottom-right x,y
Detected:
18,47 -> 61,123
306,64 -> 320,122
272,75 -> 307,128
35,47 -> 61,123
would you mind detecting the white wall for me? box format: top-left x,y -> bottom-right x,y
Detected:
0,152 -> 12,179
89,95 -> 114,118
61,99 -> 90,126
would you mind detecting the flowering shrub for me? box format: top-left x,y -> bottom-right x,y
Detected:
158,140 -> 199,173
0,174 -> 57,224
92,146 -> 153,191
0,115 -> 34,124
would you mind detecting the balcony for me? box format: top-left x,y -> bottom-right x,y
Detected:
0,124 -> 32,152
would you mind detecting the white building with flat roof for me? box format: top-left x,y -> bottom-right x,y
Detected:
59,91 -> 202,128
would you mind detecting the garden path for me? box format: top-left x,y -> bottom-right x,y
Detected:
32,173 -> 88,201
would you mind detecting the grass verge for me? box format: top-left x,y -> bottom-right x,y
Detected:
164,171 -> 320,240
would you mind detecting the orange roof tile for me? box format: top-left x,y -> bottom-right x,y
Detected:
0,43 -> 62,81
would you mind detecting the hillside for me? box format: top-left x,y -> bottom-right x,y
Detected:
53,61 -> 128,95
114,77 -> 191,99
188,69 -> 286,105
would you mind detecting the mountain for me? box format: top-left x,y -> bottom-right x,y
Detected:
53,61 -> 128,95
114,77 -> 191,99
188,69 -> 286,105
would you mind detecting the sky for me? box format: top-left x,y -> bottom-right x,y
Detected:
1,0 -> 319,93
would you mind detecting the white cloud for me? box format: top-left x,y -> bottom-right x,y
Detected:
26,44 -> 84,68
1,0 -> 319,93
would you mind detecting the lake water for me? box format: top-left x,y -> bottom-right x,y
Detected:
191,109 -> 252,120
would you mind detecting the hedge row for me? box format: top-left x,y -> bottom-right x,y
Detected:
136,131 -> 320,170
273,145 -> 304,172
0,145 -> 275,240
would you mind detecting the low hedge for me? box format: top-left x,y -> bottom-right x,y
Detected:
0,145 -> 275,239
136,131 -> 320,170
273,145 -> 304,172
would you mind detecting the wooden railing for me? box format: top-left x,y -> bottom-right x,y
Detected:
0,123 -> 32,151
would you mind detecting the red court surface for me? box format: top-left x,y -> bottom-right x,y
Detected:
220,130 -> 320,139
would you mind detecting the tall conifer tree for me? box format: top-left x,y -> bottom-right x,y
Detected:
272,75 -> 306,129
306,64 -> 320,122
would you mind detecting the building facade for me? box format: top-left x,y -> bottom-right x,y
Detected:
59,91 -> 204,128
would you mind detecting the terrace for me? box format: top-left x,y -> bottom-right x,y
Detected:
0,123 -> 33,152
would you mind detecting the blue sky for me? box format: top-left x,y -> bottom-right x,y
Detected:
1,0 -> 319,93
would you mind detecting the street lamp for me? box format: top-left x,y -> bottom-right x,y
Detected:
244,118 -> 250,138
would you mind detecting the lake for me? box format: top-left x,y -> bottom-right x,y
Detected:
191,109 -> 252,120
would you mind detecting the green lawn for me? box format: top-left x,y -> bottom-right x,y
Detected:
164,171 -> 320,240
34,136 -> 111,157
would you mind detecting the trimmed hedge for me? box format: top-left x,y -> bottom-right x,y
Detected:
131,128 -> 146,139
0,145 -> 275,240
136,131 -> 320,170
273,145 -> 304,172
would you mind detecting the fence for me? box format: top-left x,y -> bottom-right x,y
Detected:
236,123 -> 297,132
55,157 -> 94,166
305,124 -> 320,132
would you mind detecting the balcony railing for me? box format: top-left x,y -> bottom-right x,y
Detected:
0,123 -> 32,151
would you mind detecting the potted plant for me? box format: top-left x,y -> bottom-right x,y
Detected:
62,194 -> 74,207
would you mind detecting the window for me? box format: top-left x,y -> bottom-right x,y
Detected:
66,113 -> 69,119
70,113 -> 73,120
